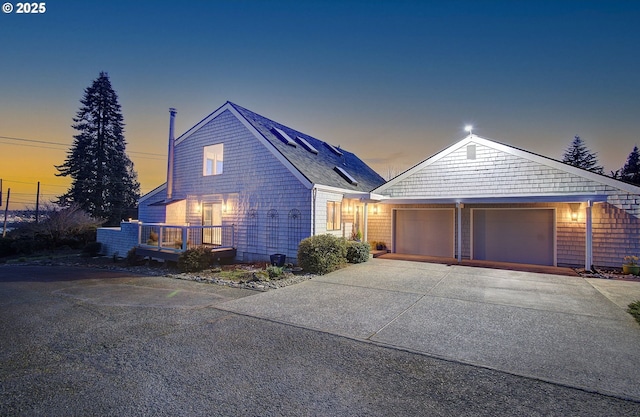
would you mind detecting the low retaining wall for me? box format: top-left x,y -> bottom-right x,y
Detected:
97,221 -> 140,258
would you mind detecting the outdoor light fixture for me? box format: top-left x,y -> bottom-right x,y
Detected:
569,203 -> 581,222
373,205 -> 378,215
465,125 -> 473,135
195,203 -> 202,214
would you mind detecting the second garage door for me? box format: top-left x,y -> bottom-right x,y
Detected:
394,209 -> 454,257
472,208 -> 555,266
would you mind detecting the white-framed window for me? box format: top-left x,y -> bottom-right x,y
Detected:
327,201 -> 342,231
203,144 -> 224,176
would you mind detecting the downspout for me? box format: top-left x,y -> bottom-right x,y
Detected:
166,108 -> 177,200
312,187 -> 317,236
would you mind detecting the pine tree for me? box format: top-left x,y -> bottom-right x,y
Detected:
56,72 -> 140,225
620,146 -> 640,185
561,136 -> 604,174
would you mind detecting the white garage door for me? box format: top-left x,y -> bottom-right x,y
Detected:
472,209 -> 555,266
394,209 -> 454,257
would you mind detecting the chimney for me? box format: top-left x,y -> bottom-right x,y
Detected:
166,108 -> 177,200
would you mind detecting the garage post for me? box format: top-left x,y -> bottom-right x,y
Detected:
456,202 -> 463,263
363,201 -> 369,242
585,200 -> 593,271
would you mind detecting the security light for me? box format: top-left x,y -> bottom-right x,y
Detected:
464,125 -> 473,135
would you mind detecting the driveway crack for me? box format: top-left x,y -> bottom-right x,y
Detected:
366,269 -> 453,340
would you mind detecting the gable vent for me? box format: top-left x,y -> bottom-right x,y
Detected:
324,142 -> 343,156
467,144 -> 476,160
334,166 -> 358,185
296,136 -> 318,154
272,127 -> 297,147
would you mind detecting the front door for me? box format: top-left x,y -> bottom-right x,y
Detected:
202,203 -> 222,245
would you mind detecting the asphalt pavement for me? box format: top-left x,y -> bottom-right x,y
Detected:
1,263 -> 640,416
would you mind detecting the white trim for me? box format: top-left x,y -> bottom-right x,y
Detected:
174,102 -> 230,146
139,184 -> 166,203
470,207 -> 557,266
343,192 -> 387,202
374,134 -> 640,196
173,102 -> 313,190
377,136 -> 471,193
377,194 -> 608,205
392,208 -> 455,257
313,184 -> 364,194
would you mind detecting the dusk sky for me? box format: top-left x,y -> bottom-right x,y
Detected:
1,0 -> 639,209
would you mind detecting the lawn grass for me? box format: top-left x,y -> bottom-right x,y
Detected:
628,300 -> 640,325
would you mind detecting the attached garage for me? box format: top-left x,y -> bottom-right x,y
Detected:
471,208 -> 555,266
393,209 -> 454,257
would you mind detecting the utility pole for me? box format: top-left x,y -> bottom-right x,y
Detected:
35,181 -> 40,223
2,188 -> 10,238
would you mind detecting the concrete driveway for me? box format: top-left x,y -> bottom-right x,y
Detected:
219,258 -> 640,401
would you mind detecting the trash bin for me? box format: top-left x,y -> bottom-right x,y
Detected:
270,254 -> 286,267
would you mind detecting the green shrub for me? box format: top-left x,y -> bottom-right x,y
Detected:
346,241 -> 370,264
178,246 -> 214,272
10,237 -> 44,255
82,241 -> 102,257
126,247 -> 144,266
266,265 -> 283,279
0,237 -> 16,258
628,300 -> 640,325
297,234 -> 347,275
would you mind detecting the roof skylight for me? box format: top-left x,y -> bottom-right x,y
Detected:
271,127 -> 297,147
296,136 -> 318,154
324,142 -> 343,156
334,166 -> 358,185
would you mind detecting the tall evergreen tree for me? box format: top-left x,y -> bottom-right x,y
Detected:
561,136 -> 604,174
620,146 -> 640,185
56,72 -> 140,225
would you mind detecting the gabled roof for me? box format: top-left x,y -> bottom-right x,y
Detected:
171,102 -> 385,192
374,134 -> 640,197
226,102 -> 385,192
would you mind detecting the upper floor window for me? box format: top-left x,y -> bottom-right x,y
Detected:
203,144 -> 223,176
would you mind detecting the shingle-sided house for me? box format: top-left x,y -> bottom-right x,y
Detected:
98,101 -> 385,263
363,134 -> 640,269
98,105 -> 640,271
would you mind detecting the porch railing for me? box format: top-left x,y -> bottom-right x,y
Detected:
137,223 -> 235,253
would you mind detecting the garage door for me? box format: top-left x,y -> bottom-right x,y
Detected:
472,209 -> 555,266
394,209 -> 454,257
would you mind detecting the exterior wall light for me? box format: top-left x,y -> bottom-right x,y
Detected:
569,203 -> 581,222
373,205 -> 378,215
